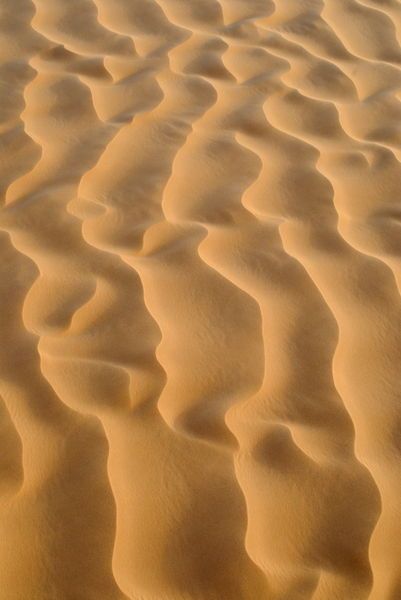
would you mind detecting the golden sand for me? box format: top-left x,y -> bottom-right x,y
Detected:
1,0 -> 401,598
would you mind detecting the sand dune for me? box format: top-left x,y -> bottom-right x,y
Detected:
1,0 -> 401,598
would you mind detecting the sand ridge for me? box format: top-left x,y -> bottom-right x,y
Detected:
1,0 -> 401,598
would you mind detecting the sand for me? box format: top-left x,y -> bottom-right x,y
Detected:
1,0 -> 401,598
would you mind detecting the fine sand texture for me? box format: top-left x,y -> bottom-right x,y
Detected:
1,0 -> 401,598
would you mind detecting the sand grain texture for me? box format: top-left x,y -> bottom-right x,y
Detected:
1,0 -> 401,598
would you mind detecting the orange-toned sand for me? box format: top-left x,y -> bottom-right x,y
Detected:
1,0 -> 401,598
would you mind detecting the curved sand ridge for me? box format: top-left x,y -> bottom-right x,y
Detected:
1,0 -> 401,598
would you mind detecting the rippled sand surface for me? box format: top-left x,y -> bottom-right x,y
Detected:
2,1 -> 401,598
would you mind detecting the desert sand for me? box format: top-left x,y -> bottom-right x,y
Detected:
1,0 -> 401,598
